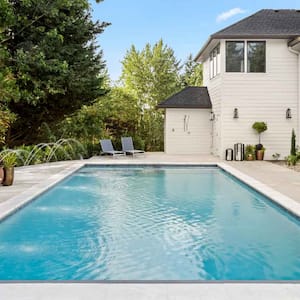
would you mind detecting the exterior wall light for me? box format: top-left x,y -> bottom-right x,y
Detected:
233,108 -> 239,119
286,108 -> 292,119
210,111 -> 215,121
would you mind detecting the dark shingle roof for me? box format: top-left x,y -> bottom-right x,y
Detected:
212,9 -> 300,39
195,9 -> 300,61
157,87 -> 212,109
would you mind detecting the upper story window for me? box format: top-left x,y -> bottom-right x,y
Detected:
226,41 -> 266,73
247,42 -> 265,72
226,41 -> 244,72
209,44 -> 220,79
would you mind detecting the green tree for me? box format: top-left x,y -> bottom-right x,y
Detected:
121,39 -> 181,150
49,87 -> 141,154
1,0 -> 109,145
0,0 -> 18,145
181,54 -> 203,87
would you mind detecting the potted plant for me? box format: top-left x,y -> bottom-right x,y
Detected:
245,145 -> 255,161
252,122 -> 268,160
0,152 -> 17,186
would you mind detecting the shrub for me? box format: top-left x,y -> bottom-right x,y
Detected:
287,154 -> 298,166
291,129 -> 296,156
252,122 -> 268,149
245,144 -> 255,159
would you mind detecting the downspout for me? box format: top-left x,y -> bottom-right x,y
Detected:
288,44 -> 300,143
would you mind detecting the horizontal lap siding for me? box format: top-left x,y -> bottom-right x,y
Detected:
221,39 -> 298,160
205,45 -> 223,157
165,109 -> 212,154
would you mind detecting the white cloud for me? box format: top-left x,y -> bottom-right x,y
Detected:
216,8 -> 246,23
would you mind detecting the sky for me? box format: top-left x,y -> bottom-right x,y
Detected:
90,0 -> 300,82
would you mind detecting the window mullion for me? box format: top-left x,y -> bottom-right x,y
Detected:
244,41 -> 247,73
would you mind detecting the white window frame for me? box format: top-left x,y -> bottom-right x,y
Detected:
225,40 -> 266,73
209,44 -> 220,79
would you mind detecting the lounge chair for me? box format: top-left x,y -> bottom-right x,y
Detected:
100,139 -> 125,156
121,137 -> 145,156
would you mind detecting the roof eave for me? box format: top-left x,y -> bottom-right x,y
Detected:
288,36 -> 300,51
212,34 -> 300,39
194,37 -> 213,62
195,34 -> 300,62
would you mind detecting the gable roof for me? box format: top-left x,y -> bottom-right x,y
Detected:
195,9 -> 300,61
157,86 -> 212,109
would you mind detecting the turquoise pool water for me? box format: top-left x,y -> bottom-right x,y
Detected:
0,166 -> 300,280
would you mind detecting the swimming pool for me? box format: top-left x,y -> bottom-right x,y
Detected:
0,165 -> 299,280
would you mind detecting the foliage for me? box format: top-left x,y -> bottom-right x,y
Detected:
252,122 -> 268,134
181,54 -> 203,87
0,1 -> 19,146
121,39 -> 182,150
0,151 -> 17,167
286,154 -> 298,166
252,121 -> 267,146
245,144 -> 255,160
0,48 -> 19,103
0,107 -> 16,147
291,129 -> 296,156
48,87 -> 142,152
1,0 -> 109,146
245,144 -> 255,156
97,87 -> 142,148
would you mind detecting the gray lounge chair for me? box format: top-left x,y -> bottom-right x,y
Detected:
100,139 -> 125,156
121,137 -> 145,156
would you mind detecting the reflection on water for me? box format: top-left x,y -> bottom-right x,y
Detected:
0,166 -> 299,280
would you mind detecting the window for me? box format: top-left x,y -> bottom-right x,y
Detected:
209,44 -> 220,79
247,41 -> 265,72
226,41 -> 266,73
209,53 -> 213,79
226,41 -> 244,72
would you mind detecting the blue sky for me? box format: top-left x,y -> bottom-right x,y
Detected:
90,0 -> 299,81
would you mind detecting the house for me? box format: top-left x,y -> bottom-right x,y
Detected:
158,9 -> 300,159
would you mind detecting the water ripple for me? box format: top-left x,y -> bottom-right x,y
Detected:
1,167 -> 300,280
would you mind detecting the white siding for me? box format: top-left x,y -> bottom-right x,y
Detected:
204,39 -> 299,160
204,40 -> 224,157
164,109 -> 212,154
221,39 -> 298,160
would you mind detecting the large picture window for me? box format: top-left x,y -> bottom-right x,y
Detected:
247,41 -> 266,72
226,41 -> 244,72
226,41 -> 266,73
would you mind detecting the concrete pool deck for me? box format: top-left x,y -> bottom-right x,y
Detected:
0,153 -> 300,299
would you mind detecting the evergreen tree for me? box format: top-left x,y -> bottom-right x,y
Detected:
181,54 -> 203,87
291,129 -> 296,156
1,0 -> 109,145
